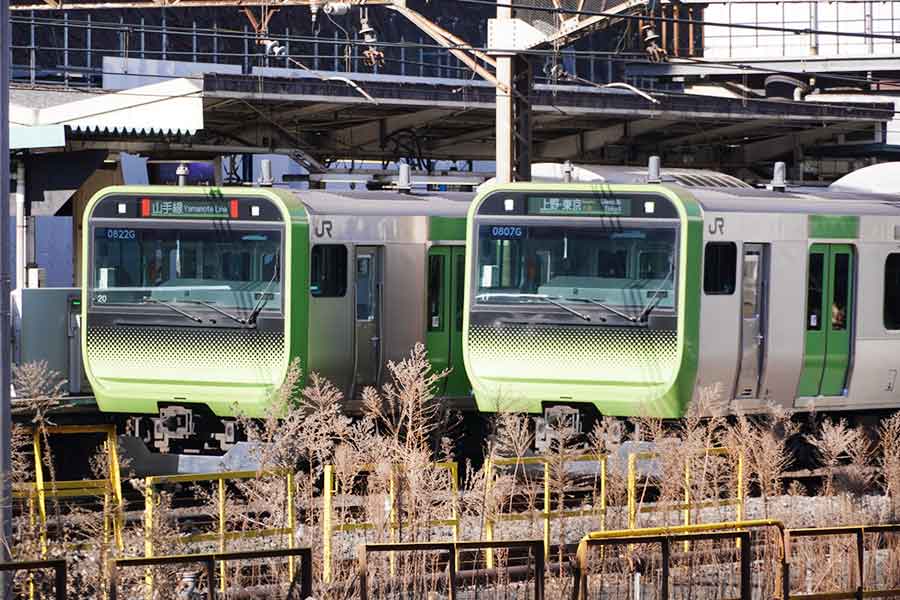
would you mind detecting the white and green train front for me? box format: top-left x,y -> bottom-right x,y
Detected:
82,186 -> 308,452
463,184 -> 703,418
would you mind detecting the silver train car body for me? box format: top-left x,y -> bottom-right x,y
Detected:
691,185 -> 900,414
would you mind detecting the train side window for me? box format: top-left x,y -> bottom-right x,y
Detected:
806,253 -> 824,331
311,245 -> 347,297
703,242 -> 737,295
885,254 -> 900,329
427,255 -> 444,331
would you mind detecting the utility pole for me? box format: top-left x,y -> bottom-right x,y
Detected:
0,0 -> 13,589
492,3 -> 533,184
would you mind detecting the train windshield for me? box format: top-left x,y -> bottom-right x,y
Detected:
476,223 -> 677,311
90,225 -> 282,311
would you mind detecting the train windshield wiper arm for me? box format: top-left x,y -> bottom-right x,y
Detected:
476,293 -> 591,321
638,268 -> 675,322
181,300 -> 246,325
247,262 -> 280,326
565,297 -> 635,322
141,297 -> 203,323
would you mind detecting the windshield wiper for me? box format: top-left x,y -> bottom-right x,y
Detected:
141,297 -> 203,323
565,297 -> 634,322
477,293 -> 591,322
637,268 -> 675,322
181,300 -> 247,325
246,261 -> 280,326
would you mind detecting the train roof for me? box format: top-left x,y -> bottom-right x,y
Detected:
294,188 -> 475,217
685,186 -> 900,216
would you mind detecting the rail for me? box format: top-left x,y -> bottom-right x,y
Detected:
0,559 -> 67,600
571,529 -> 752,600
322,461 -> 459,583
357,539 -> 545,600
144,469 -> 295,595
109,546 -> 312,600
785,524 -> 900,600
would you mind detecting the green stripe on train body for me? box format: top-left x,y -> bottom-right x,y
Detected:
462,183 -> 702,418
81,186 -> 309,419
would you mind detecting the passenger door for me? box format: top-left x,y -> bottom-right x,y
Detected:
355,246 -> 382,389
425,246 -> 470,397
797,244 -> 854,397
736,244 -> 767,398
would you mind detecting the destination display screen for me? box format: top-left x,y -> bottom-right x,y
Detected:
527,196 -> 630,217
476,190 -> 679,219
89,194 -> 283,221
147,199 -> 232,218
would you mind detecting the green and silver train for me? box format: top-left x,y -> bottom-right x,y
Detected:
82,176 -> 900,452
464,181 -> 900,421
83,185 -> 472,453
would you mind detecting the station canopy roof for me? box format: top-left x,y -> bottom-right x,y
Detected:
9,65 -> 894,173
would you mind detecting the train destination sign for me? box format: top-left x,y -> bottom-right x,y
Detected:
144,198 -> 237,219
527,196 -> 630,217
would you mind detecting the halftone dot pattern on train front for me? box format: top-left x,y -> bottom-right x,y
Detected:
467,325 -> 678,384
86,326 -> 285,385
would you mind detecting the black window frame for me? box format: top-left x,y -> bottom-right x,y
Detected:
703,242 -> 738,295
427,254 -> 445,332
311,244 -> 348,298
885,253 -> 900,330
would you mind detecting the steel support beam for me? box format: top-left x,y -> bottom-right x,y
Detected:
660,120 -> 780,148
536,118 -> 676,159
742,123 -> 869,163
332,108 -> 450,150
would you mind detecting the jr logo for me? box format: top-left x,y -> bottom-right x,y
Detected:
708,217 -> 725,235
315,220 -> 333,238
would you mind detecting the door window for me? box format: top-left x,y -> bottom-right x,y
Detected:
806,253 -> 824,331
832,254 -> 849,331
356,255 -> 375,321
455,253 -> 465,332
427,255 -> 444,331
885,254 -> 900,330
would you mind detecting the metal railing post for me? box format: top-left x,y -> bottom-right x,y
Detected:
533,540 -> 545,600
739,531 -> 751,600
660,536 -> 670,599
205,557 -> 216,600
217,478 -> 226,594
627,452 -> 637,529
323,464 -> 334,583
485,458 -> 494,569
856,527 -> 864,600
543,461 -> 551,561
286,470 -> 295,581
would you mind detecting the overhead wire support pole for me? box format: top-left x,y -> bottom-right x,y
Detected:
491,2 -> 532,184
0,0 -> 12,590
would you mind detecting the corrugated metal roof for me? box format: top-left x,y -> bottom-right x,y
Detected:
10,78 -> 203,136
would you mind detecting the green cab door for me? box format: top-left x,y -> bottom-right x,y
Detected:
425,246 -> 470,397
797,244 -> 854,397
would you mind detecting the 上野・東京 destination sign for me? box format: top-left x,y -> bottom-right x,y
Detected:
150,199 -> 230,218
527,196 -> 630,217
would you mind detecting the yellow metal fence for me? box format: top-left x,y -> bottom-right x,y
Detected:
322,461 -> 459,583
143,469 -> 295,595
